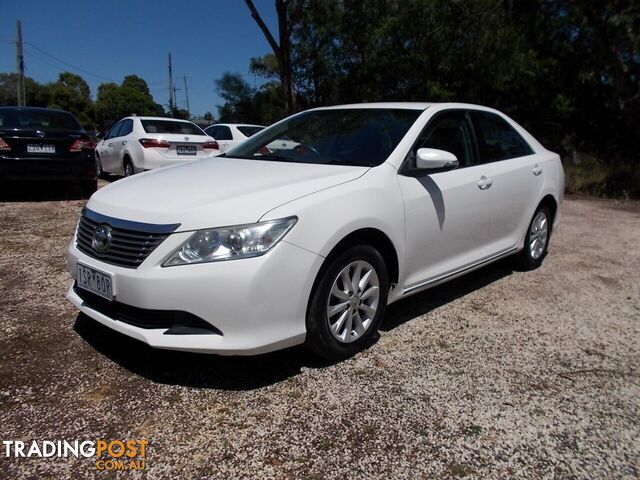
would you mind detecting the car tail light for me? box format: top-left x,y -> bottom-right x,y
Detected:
69,139 -> 95,152
202,140 -> 219,150
139,138 -> 171,148
0,137 -> 11,151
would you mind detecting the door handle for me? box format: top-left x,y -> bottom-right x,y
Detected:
533,165 -> 543,176
477,176 -> 493,190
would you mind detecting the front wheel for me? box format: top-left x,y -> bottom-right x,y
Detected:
515,205 -> 551,270
306,245 -> 389,360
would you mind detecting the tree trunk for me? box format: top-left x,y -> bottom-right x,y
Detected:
245,0 -> 296,115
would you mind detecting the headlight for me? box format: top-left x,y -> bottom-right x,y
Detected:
163,216 -> 297,266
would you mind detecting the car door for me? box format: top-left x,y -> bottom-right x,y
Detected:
397,110 -> 497,291
98,121 -> 123,173
111,118 -> 133,174
468,110 -> 541,253
215,125 -> 234,152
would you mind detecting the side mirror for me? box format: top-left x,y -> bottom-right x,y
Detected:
416,148 -> 458,170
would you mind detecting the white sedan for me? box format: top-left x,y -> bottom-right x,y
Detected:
95,116 -> 219,176
67,103 -> 564,359
203,123 -> 265,152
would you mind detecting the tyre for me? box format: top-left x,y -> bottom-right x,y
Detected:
123,158 -> 134,177
95,153 -> 104,178
306,245 -> 389,360
515,204 -> 551,270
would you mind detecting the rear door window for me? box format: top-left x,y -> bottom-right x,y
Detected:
469,111 -> 533,162
119,119 -> 133,136
214,125 -> 233,140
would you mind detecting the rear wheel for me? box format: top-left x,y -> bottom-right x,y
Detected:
515,205 -> 551,270
306,245 -> 389,360
123,158 -> 134,177
95,153 -> 104,178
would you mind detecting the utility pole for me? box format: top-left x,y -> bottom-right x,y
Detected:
16,20 -> 26,106
182,74 -> 191,117
168,52 -> 175,112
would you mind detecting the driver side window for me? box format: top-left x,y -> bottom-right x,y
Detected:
415,112 -> 476,168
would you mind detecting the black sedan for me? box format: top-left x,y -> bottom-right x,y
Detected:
0,107 -> 96,194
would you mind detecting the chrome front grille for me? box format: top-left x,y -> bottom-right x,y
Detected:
75,208 -> 180,269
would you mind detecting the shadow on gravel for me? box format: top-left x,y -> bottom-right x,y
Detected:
73,314 -> 334,391
73,258 -> 515,391
381,258 -> 515,331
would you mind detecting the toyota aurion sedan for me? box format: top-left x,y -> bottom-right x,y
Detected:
67,103 -> 564,359
95,116 -> 218,177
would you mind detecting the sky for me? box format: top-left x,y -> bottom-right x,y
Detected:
0,0 -> 279,117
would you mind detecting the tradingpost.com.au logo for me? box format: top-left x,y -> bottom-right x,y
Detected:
3,439 -> 148,471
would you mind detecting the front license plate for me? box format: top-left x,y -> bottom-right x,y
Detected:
76,263 -> 113,301
27,144 -> 56,154
176,145 -> 197,155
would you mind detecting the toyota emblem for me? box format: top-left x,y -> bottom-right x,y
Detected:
35,130 -> 45,138
92,225 -> 112,252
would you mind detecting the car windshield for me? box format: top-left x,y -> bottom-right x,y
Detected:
226,108 -> 421,167
237,125 -> 264,137
141,119 -> 204,135
0,109 -> 81,130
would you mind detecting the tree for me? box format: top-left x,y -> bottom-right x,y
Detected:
244,0 -> 300,114
47,72 -> 95,128
0,73 -> 49,107
95,76 -> 164,129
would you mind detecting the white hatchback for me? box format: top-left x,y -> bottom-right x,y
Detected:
68,103 -> 564,359
95,116 -> 219,176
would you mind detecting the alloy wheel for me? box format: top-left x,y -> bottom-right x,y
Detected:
326,260 -> 380,343
529,211 -> 548,259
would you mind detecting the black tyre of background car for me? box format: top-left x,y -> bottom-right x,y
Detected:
123,158 -> 134,177
95,153 -> 104,178
306,245 -> 389,360
515,205 -> 552,270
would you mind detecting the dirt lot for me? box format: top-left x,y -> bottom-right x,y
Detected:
0,182 -> 638,479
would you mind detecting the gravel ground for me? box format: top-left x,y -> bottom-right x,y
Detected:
0,181 -> 639,479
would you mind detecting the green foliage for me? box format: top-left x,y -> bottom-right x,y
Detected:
228,0 -> 638,180
565,158 -> 640,199
0,73 -> 50,107
47,72 -> 95,127
215,72 -> 285,124
95,77 -> 164,129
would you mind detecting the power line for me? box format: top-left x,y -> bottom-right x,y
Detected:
24,41 -> 116,82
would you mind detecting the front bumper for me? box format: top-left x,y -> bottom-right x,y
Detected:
0,153 -> 95,181
66,231 -> 324,355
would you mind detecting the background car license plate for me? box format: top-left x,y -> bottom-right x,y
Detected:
76,263 -> 113,301
177,145 -> 196,155
27,144 -> 56,153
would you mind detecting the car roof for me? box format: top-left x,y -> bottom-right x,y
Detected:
0,106 -> 75,114
312,102 -> 497,112
127,116 -> 196,123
